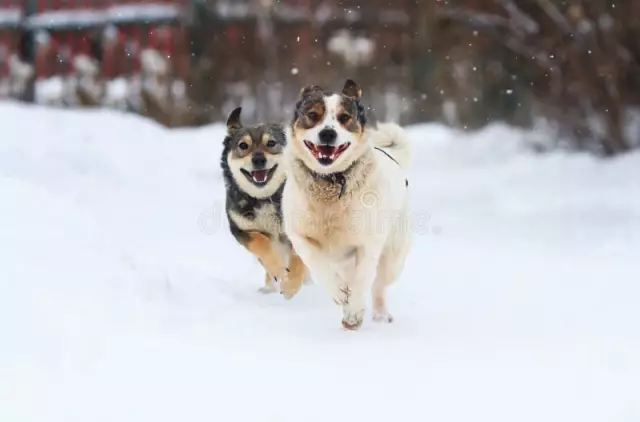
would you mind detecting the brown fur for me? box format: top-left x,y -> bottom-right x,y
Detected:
294,101 -> 326,132
281,251 -> 308,299
337,102 -> 363,135
243,232 -> 288,283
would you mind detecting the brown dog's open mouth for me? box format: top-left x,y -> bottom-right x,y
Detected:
304,141 -> 350,166
241,165 -> 278,185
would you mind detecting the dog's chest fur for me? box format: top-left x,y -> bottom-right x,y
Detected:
224,171 -> 287,243
304,201 -> 355,250
229,201 -> 283,236
287,153 -> 377,256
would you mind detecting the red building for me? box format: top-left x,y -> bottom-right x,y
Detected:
0,0 -> 418,125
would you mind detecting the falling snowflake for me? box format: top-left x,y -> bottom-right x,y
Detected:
291,67 -> 299,75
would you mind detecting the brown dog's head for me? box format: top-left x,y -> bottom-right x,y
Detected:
289,79 -> 368,174
222,107 -> 286,198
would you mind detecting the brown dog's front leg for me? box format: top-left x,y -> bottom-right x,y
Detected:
241,232 -> 289,290
280,251 -> 307,300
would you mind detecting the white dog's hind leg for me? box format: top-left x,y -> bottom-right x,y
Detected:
371,265 -> 395,322
372,233 -> 411,323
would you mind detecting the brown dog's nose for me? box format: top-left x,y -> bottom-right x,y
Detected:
251,152 -> 267,169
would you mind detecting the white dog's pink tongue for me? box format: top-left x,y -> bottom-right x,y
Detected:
252,170 -> 268,183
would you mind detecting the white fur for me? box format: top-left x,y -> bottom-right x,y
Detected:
227,151 -> 286,199
282,120 -> 413,329
304,94 -> 357,148
370,122 -> 412,171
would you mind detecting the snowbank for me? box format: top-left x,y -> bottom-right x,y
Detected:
0,103 -> 639,422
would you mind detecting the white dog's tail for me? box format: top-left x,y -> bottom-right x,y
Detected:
369,122 -> 412,171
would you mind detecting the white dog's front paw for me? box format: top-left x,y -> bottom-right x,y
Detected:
342,308 -> 365,331
372,310 -> 394,323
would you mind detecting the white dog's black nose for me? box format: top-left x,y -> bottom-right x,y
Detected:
318,128 -> 337,145
251,152 -> 267,168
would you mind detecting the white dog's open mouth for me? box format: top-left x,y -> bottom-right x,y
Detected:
241,165 -> 277,185
304,141 -> 350,166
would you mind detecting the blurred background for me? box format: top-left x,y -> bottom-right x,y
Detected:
0,0 -> 638,155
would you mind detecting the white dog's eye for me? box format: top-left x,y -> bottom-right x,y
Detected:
266,140 -> 276,148
338,113 -> 350,124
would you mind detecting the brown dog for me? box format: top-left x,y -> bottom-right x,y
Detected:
220,107 -> 307,298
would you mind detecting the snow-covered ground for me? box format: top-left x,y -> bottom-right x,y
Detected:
1,102 -> 639,422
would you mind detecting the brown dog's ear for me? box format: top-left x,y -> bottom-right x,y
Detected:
342,79 -> 362,100
299,84 -> 323,98
226,107 -> 242,134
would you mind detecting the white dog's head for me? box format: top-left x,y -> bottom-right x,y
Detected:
289,79 -> 369,174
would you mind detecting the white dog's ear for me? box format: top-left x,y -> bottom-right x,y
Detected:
342,79 -> 362,100
299,84 -> 323,98
226,107 -> 242,135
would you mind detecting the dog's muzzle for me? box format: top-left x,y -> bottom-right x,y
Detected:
304,129 -> 350,166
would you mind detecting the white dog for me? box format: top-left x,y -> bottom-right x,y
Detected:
280,79 -> 412,330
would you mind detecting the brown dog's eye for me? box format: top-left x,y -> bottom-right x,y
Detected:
238,141 -> 249,150
266,140 -> 277,148
338,113 -> 351,124
307,112 -> 319,122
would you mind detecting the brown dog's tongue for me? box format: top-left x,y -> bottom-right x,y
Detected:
252,170 -> 268,183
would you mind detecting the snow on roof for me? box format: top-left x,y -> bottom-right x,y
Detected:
272,4 -> 311,22
24,3 -> 182,30
26,10 -> 104,30
0,7 -> 23,27
214,1 -> 253,19
106,3 -> 183,24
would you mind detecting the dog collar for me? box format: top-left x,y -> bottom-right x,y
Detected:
310,168 -> 349,199
296,159 -> 352,200
319,172 -> 348,199
296,146 -> 408,201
